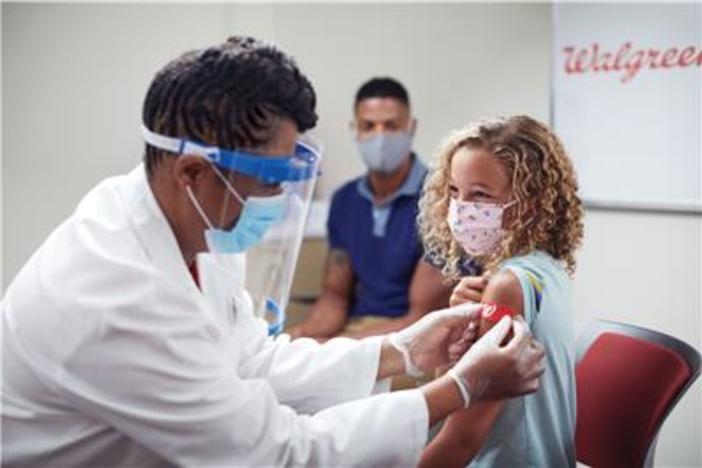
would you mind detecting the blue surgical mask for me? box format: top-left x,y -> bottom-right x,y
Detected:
357,131 -> 413,173
186,166 -> 287,254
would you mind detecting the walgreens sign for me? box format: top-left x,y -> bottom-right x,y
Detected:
562,42 -> 702,83
553,3 -> 700,212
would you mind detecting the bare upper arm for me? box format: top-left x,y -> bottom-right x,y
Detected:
320,248 -> 355,300
296,248 -> 355,335
482,269 -> 524,317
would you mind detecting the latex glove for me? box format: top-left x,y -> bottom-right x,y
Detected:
447,315 -> 545,407
388,303 -> 483,377
434,319 -> 482,377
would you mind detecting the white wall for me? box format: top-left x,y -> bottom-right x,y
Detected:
257,3 -> 552,198
2,3 -> 700,466
2,3 -> 230,283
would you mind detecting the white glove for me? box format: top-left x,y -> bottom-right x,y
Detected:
448,315 -> 546,407
388,303 -> 482,377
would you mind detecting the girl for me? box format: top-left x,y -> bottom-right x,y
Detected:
417,115 -> 584,467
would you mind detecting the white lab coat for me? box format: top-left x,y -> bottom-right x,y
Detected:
1,165 -> 429,467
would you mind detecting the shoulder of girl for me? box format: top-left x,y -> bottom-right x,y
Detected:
483,269 -> 524,316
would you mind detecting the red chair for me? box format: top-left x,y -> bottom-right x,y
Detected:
575,320 -> 700,468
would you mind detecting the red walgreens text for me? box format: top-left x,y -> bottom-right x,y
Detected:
562,42 -> 702,83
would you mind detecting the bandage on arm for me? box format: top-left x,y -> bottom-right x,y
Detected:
477,301 -> 517,343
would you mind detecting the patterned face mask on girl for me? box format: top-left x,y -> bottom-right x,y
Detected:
446,198 -> 516,256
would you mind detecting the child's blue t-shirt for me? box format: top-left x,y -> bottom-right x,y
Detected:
469,250 -> 576,468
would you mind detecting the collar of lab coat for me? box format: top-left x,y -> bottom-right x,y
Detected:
120,164 -> 199,294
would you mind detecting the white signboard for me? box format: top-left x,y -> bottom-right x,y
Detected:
553,3 -> 701,212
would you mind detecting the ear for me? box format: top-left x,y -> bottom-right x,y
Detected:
409,117 -> 418,136
172,155 -> 210,189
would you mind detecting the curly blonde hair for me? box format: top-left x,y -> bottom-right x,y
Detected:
418,115 -> 584,280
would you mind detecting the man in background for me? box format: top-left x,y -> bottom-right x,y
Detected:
290,77 -> 460,340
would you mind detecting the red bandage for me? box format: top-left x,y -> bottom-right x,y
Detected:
478,302 -> 517,343
482,301 -> 516,323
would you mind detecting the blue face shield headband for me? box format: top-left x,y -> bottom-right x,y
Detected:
141,124 -> 320,184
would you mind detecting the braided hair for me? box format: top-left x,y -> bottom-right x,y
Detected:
142,36 -> 318,176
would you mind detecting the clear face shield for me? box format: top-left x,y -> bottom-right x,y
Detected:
142,125 -> 322,335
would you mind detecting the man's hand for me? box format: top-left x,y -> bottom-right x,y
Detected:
449,315 -> 545,403
449,275 -> 488,307
388,303 -> 483,376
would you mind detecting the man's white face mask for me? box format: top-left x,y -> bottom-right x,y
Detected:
355,118 -> 414,174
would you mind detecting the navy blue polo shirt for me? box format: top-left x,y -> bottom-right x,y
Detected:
327,156 -> 428,318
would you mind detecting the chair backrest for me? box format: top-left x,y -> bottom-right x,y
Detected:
575,319 -> 700,468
